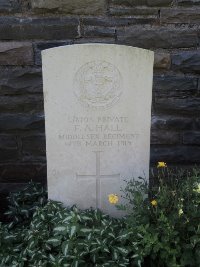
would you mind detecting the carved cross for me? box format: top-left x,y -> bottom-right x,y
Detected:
76,151 -> 120,209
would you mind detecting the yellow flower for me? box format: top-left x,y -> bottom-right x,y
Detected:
157,162 -> 167,168
193,183 -> 200,193
108,194 -> 119,204
179,209 -> 184,216
151,199 -> 157,206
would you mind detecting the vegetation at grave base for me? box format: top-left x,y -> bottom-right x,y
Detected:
0,169 -> 200,267
4,182 -> 48,227
118,168 -> 200,267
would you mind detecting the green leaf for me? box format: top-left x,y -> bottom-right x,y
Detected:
28,240 -> 35,249
69,225 -> 76,238
80,228 -> 91,233
73,260 -> 79,267
82,216 -> 92,221
103,247 -> 110,253
54,226 -> 67,233
49,254 -> 56,262
108,232 -> 115,238
116,247 -> 129,255
117,233 -> 130,240
4,234 -> 16,240
46,238 -> 61,247
63,216 -> 72,223
62,241 -> 69,256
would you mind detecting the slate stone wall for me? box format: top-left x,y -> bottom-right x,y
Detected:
0,0 -> 200,218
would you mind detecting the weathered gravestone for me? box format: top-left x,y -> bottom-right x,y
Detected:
42,44 -> 154,216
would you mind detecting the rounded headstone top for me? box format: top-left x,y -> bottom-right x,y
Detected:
42,43 -> 154,60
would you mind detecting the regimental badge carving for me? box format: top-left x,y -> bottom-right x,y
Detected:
73,61 -> 122,109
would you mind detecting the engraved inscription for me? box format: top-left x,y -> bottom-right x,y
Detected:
74,61 -> 122,109
59,115 -> 140,148
76,151 -> 120,209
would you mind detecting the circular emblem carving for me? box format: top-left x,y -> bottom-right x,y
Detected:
73,61 -> 122,109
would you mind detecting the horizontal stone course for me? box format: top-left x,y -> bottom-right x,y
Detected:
178,0 -> 200,5
110,0 -> 146,6
0,113 -> 44,132
82,16 -> 158,27
183,131 -> 200,144
151,145 -> 200,163
0,17 -> 79,40
0,0 -> 20,13
31,0 -> 106,15
147,0 -> 173,6
153,75 -> 198,93
0,163 -> 46,183
151,115 -> 197,130
21,134 -> 46,160
154,90 -> 196,101
109,6 -> 159,16
151,130 -> 181,144
0,135 -> 18,162
153,76 -> 200,115
117,26 -> 198,48
110,0 -> 172,6
161,8 -> 200,24
0,67 -> 42,94
154,96 -> 200,114
83,26 -> 116,38
74,38 -> 116,44
0,95 -> 43,113
172,50 -> 200,74
0,42 -> 33,65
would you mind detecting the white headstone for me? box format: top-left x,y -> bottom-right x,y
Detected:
42,44 -> 154,217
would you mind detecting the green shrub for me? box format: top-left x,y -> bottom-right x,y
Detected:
118,169 -> 200,267
1,201 -> 131,267
5,181 -> 47,226
0,168 -> 200,267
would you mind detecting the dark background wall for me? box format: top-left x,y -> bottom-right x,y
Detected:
0,0 -> 200,218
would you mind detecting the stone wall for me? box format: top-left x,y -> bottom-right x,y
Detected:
0,0 -> 200,217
